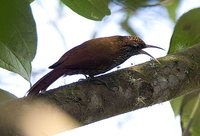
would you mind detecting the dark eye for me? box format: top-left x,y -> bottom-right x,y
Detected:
127,44 -> 136,49
134,44 -> 141,49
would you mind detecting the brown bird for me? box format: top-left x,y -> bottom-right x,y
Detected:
27,35 -> 163,96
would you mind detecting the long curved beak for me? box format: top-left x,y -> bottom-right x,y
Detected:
145,45 -> 165,50
139,45 -> 164,64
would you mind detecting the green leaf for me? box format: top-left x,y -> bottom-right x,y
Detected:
0,89 -> 17,104
170,95 -> 184,116
176,92 -> 200,136
114,0 -> 148,10
61,0 -> 111,20
0,0 -> 37,81
162,0 -> 181,21
120,13 -> 136,36
28,0 -> 35,3
168,8 -> 200,54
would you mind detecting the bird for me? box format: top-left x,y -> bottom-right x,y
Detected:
27,35 -> 164,96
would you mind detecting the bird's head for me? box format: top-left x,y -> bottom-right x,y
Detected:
125,36 -> 164,62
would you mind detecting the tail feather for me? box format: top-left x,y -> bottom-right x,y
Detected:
27,68 -> 64,96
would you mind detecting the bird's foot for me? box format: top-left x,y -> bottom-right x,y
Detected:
78,75 -> 91,82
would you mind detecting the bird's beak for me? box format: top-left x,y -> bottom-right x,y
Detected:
139,45 -> 164,64
145,45 -> 165,50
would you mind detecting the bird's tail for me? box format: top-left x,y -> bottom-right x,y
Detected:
26,68 -> 65,96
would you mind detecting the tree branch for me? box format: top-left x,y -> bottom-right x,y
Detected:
1,43 -> 200,134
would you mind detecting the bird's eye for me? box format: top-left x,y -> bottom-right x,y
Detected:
135,44 -> 141,49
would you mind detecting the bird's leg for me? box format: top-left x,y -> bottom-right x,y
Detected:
78,75 -> 106,86
84,75 -> 91,79
78,75 -> 90,82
